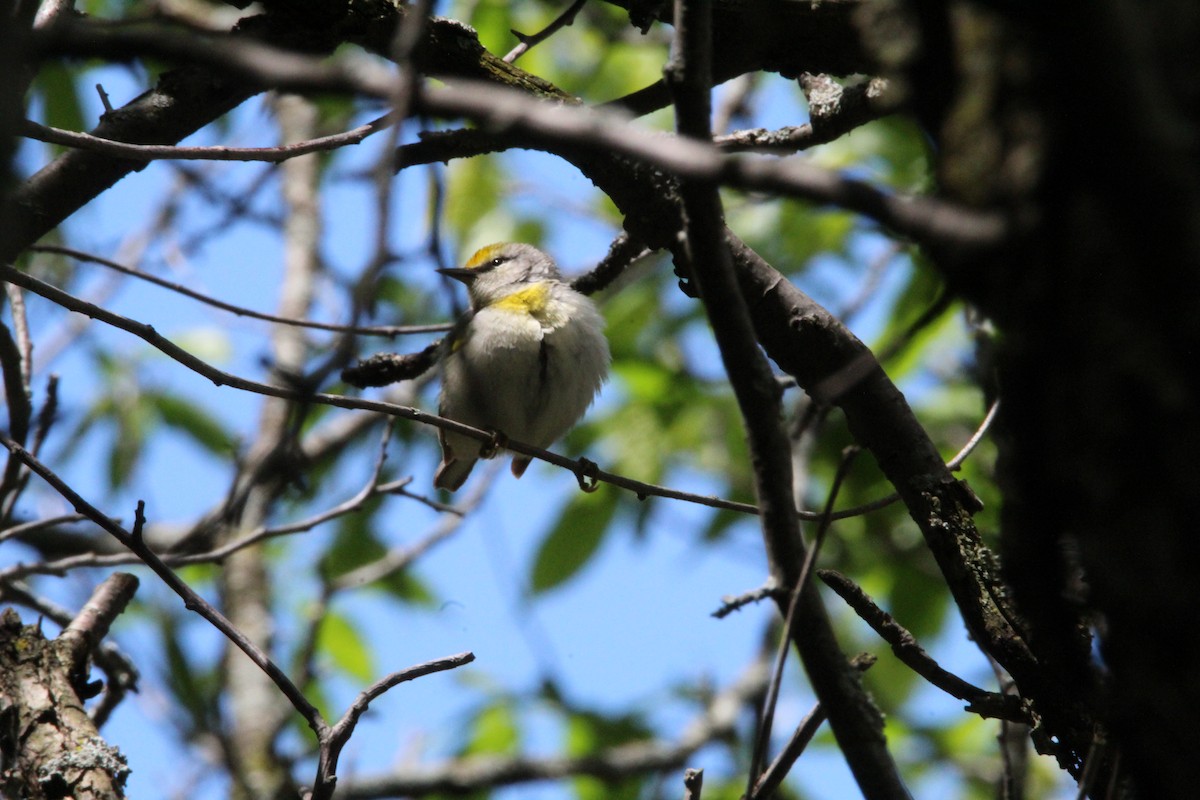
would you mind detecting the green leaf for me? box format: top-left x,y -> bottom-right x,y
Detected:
530,489 -> 617,594
157,610 -> 220,737
316,610 -> 374,683
34,63 -> 86,142
462,701 -> 521,757
445,156 -> 508,241
319,517 -> 437,605
107,398 -> 150,489
149,391 -> 235,456
319,512 -> 388,580
565,709 -> 653,800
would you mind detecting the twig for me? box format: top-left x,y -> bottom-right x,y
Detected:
3,284 -> 32,389
1,263 -> 995,540
0,512 -> 88,543
503,0 -> 589,63
749,653 -> 878,800
1,436 -> 474,796
331,466 -> 492,592
29,244 -> 449,337
0,262 -> 762,517
0,437 -> 326,734
28,374 -> 59,459
818,569 -> 1028,722
0,313 -> 32,516
712,74 -> 756,137
747,446 -> 860,792
948,399 -> 1000,470
334,656 -> 770,798
712,580 -> 779,619
313,652 -> 475,798
570,231 -> 649,296
19,114 -> 395,163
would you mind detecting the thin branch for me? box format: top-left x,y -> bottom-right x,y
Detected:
0,438 -> 329,740
313,652 -> 475,798
19,114 -> 395,163
0,512 -> 88,543
570,231 -> 650,296
818,569 -> 1028,722
748,446 -> 860,791
415,83 -> 1004,250
331,467 -> 492,592
712,580 -> 780,619
948,399 -> 1001,470
178,429 -> 401,564
29,244 -> 449,337
0,283 -> 33,510
503,0 -> 589,63
749,653 -> 878,800
3,284 -> 32,391
336,656 -> 770,798
0,253 -> 1003,580
715,75 -> 894,154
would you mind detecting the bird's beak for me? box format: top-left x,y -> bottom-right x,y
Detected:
437,267 -> 476,284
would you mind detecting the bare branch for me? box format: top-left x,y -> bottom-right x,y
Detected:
30,245 -> 449,337
749,447 -> 860,790
20,114 -> 395,163
0,439 -> 329,740
749,653 -> 878,800
24,20 -> 1004,255
819,569 -> 1028,722
57,573 -> 139,677
503,0 -> 589,63
312,652 -> 476,799
666,3 -> 906,797
336,656 -> 770,798
716,74 -> 895,154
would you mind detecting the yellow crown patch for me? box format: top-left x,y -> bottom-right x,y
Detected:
464,243 -> 514,270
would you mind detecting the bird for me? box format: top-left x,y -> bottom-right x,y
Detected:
433,243 -> 610,491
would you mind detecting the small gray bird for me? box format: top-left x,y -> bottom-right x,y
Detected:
434,243 -> 610,491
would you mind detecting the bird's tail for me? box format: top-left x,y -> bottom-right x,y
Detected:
510,456 -> 533,479
434,457 -> 476,491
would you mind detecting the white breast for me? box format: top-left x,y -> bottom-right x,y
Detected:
439,285 -> 609,450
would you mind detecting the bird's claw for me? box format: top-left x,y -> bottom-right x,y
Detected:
573,457 -> 600,493
478,430 -> 507,459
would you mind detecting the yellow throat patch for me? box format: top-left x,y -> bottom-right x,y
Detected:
493,283 -> 551,316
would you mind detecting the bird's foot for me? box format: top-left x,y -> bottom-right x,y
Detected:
478,430 -> 508,459
573,457 -> 600,493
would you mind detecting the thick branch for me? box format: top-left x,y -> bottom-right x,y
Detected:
667,3 -> 906,797
0,575 -> 139,800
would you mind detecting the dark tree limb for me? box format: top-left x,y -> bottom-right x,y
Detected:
666,3 -> 906,797
819,569 -> 1027,723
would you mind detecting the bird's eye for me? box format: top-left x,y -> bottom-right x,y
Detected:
490,257 -> 505,267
